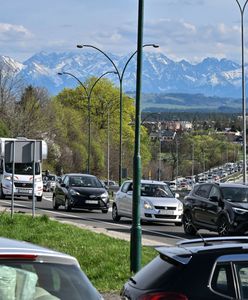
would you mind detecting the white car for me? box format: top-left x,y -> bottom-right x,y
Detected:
112,180 -> 183,225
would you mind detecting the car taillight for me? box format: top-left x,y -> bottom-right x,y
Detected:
0,254 -> 37,260
138,292 -> 188,300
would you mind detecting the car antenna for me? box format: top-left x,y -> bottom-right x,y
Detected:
194,224 -> 210,246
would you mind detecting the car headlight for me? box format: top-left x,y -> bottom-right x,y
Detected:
178,202 -> 183,211
70,189 -> 80,196
100,191 -> 109,202
144,200 -> 153,210
4,175 -> 12,181
35,177 -> 42,182
233,207 -> 248,214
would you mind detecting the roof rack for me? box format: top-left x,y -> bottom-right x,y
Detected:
177,236 -> 248,247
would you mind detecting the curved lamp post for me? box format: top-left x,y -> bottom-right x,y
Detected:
58,71 -> 116,174
235,0 -> 248,184
76,43 -> 159,186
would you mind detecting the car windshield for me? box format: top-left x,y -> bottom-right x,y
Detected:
140,183 -> 174,198
0,262 -> 101,300
5,163 -> 40,175
221,187 -> 248,203
69,176 -> 102,188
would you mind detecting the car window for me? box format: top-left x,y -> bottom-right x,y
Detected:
0,261 -> 101,300
209,186 -> 221,200
69,176 -> 102,188
121,182 -> 130,193
141,184 -> 174,198
220,187 -> 248,203
210,263 -> 235,298
235,263 -> 248,299
63,176 -> 69,186
194,184 -> 212,199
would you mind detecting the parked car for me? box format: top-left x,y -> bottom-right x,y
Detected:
112,180 -> 183,225
53,173 -> 109,213
121,236 -> 248,300
0,237 -> 103,300
183,182 -> 248,236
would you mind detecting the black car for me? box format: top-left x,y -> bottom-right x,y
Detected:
53,173 -> 109,213
121,236 -> 248,300
183,182 -> 248,236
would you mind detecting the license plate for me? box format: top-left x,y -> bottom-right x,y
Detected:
85,200 -> 98,204
159,210 -> 175,215
18,189 -> 32,194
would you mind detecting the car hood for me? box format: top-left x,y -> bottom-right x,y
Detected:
230,202 -> 248,210
69,187 -> 107,196
142,196 -> 181,206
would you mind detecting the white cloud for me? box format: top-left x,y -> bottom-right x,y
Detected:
0,23 -> 33,41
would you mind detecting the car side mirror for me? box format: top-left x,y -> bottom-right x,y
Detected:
60,183 -> 66,188
209,196 -> 219,202
175,193 -> 180,198
127,191 -> 133,195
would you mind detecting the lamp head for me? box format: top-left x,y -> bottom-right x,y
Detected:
57,72 -> 63,76
152,44 -> 159,48
76,45 -> 83,49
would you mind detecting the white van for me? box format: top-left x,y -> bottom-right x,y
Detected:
0,137 -> 47,201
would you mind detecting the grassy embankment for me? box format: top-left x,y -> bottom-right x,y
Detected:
0,211 -> 157,293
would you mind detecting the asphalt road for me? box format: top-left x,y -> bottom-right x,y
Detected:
0,192 -> 218,246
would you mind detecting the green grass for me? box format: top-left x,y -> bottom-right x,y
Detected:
0,211 -> 157,293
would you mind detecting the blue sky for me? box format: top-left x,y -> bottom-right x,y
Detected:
0,0 -> 247,63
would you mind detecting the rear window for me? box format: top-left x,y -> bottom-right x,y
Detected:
130,256 -> 182,290
0,261 -> 101,300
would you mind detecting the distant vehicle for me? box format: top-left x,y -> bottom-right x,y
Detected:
183,182 -> 248,236
53,173 -> 109,213
121,236 -> 248,300
43,174 -> 57,192
0,237 -> 102,300
0,137 -> 47,201
112,180 -> 183,225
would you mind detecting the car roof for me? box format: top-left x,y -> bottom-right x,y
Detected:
156,237 -> 248,265
123,179 -> 167,185
0,237 -> 78,265
64,173 -> 97,178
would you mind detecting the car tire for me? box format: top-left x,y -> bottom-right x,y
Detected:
112,204 -> 121,222
65,198 -> 71,212
183,211 -> 197,235
53,195 -> 59,210
102,208 -> 108,214
0,186 -> 5,199
217,215 -> 230,236
175,222 -> 182,226
36,196 -> 42,202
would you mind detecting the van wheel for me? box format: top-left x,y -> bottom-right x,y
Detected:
36,196 -> 42,202
183,211 -> 197,235
0,187 -> 5,199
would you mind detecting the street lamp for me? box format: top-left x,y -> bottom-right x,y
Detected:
76,43 -> 159,186
58,71 -> 116,174
235,0 -> 248,184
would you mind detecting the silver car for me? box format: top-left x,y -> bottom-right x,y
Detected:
112,180 -> 183,225
0,237 -> 103,300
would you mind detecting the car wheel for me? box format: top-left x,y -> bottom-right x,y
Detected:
183,211 -> 197,235
0,186 -> 5,199
217,216 -> 230,236
52,195 -> 59,210
36,196 -> 42,202
102,208 -> 108,214
175,222 -> 182,226
112,204 -> 121,222
65,198 -> 71,212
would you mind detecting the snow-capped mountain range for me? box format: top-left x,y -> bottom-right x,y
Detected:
0,51 -> 246,98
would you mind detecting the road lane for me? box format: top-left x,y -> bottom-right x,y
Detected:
0,193 -> 217,246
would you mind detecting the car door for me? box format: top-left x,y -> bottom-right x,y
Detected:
204,185 -> 222,226
56,175 -> 68,205
193,184 -> 212,224
116,182 -> 132,217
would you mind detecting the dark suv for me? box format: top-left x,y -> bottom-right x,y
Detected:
121,237 -> 248,300
183,183 -> 248,236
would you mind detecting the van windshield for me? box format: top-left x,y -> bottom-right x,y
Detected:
5,163 -> 40,175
